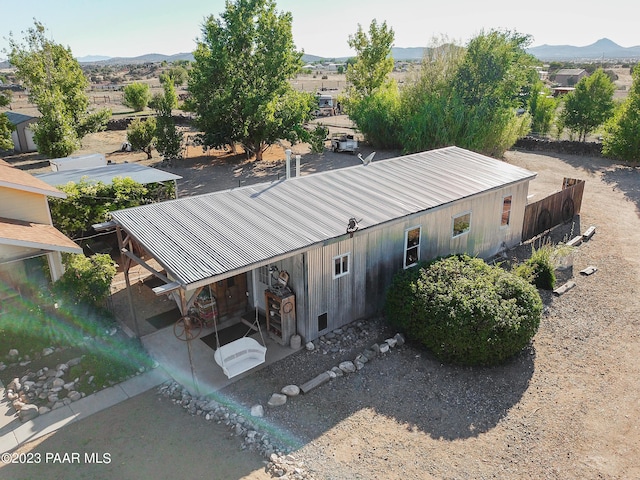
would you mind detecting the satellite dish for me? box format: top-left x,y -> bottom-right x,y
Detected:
357,151 -> 376,166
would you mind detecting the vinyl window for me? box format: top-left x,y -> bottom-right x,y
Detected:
501,195 -> 512,227
452,212 -> 471,237
404,226 -> 421,269
333,253 -> 350,278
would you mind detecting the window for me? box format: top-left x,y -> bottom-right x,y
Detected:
404,226 -> 421,269
453,212 -> 471,237
501,195 -> 512,227
333,253 -> 350,278
258,265 -> 270,285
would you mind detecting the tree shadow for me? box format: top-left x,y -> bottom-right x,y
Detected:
600,164 -> 640,215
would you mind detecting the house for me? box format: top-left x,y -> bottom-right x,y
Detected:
554,68 -> 588,87
108,147 -> 536,344
0,160 -> 83,309
4,112 -> 38,153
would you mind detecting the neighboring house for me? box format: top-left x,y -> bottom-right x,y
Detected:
109,147 -> 537,343
4,112 -> 38,153
0,159 -> 82,308
554,68 -> 588,87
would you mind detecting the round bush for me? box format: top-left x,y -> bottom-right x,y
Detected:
384,255 -> 542,366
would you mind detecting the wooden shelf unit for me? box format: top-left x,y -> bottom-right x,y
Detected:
265,289 -> 296,346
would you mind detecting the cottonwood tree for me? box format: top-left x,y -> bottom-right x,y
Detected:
7,21 -> 111,157
151,79 -> 182,160
344,19 -> 400,149
123,82 -> 151,112
0,91 -> 13,150
187,0 -> 314,160
602,64 -> 640,160
345,19 -> 395,101
399,30 -> 536,156
560,68 -> 615,142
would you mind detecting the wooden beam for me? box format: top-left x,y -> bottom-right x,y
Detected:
121,248 -> 171,284
152,281 -> 182,296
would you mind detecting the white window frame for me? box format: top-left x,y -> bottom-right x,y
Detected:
403,226 -> 421,269
258,265 -> 270,285
501,194 -> 512,228
333,253 -> 350,279
452,211 -> 472,238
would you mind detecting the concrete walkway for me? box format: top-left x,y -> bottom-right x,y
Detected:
0,367 -> 170,454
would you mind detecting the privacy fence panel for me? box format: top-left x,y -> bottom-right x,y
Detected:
521,179 -> 585,241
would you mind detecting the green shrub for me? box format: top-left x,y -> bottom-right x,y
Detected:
384,255 -> 542,366
513,244 -> 556,290
53,253 -> 117,308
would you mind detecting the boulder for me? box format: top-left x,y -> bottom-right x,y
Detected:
267,393 -> 287,407
19,404 -> 39,422
281,385 -> 300,397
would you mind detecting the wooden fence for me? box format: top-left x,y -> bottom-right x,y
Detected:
521,179 -> 585,241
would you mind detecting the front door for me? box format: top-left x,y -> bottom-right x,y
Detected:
213,273 -> 248,320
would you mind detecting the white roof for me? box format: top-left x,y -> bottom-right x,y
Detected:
110,147 -> 536,287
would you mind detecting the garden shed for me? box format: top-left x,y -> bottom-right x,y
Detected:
5,112 -> 38,153
108,146 -> 536,344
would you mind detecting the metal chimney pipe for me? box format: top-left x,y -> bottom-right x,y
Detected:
295,155 -> 301,177
285,149 -> 291,179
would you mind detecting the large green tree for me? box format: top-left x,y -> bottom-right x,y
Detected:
123,82 -> 151,112
0,91 -> 14,150
560,68 -> 615,142
602,64 -> 640,161
399,31 -> 536,156
7,21 -> 110,157
345,19 -> 395,101
187,0 -> 314,161
151,79 -> 182,160
344,19 -> 400,148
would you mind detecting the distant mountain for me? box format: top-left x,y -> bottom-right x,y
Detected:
78,52 -> 194,65
76,55 -> 111,63
391,47 -> 427,61
527,38 -> 640,60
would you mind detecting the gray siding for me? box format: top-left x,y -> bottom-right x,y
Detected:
300,181 -> 530,342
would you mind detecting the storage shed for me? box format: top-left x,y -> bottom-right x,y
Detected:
109,147 -> 536,344
5,112 -> 38,153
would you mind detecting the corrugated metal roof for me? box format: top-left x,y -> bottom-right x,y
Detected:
110,147 -> 536,286
36,163 -> 182,187
4,111 -> 37,126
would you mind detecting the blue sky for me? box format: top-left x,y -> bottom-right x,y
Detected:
2,0 -> 638,59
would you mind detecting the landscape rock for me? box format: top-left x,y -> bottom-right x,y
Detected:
250,404 -> 264,417
305,342 -> 315,351
268,393 -> 287,407
281,385 -> 300,397
42,347 -> 54,356
379,343 -> 390,354
67,391 -> 82,402
338,361 -> 356,373
18,404 -> 39,422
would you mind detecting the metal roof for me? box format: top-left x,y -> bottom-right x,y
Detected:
4,111 -> 37,126
110,147 -> 536,287
36,163 -> 182,187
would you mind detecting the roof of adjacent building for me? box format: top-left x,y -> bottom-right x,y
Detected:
0,217 -> 82,254
36,163 -> 182,187
4,111 -> 37,126
555,68 -> 587,76
110,146 -> 537,287
0,159 -> 66,198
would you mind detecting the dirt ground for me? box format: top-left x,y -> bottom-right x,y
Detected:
2,132 -> 640,479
